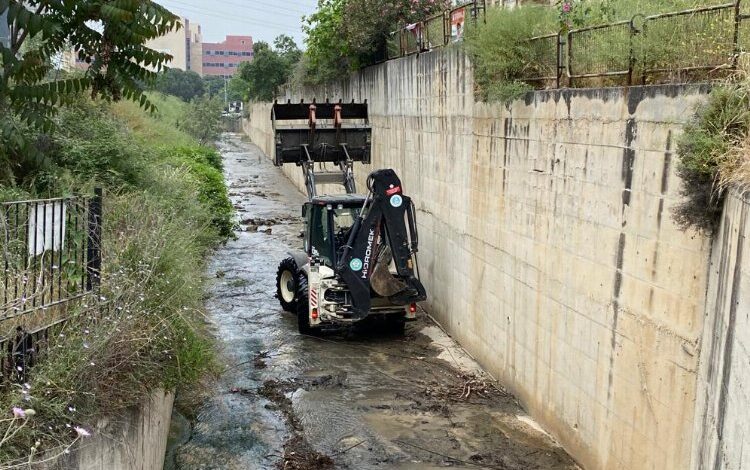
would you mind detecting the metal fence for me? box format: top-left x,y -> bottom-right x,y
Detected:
0,189 -> 102,384
542,1 -> 748,87
382,1 -> 486,60
379,0 -> 750,89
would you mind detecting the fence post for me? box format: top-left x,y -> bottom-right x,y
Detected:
86,188 -> 102,292
628,17 -> 635,86
733,0 -> 742,69
556,33 -> 563,89
567,31 -> 574,87
444,11 -> 449,47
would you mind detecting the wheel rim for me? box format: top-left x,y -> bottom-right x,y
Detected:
279,270 -> 295,303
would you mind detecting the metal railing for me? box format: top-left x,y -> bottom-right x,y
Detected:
0,189 -> 102,383
537,0 -> 749,87
381,1 -> 486,61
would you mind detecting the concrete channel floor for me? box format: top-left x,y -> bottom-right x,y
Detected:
170,134 -> 578,470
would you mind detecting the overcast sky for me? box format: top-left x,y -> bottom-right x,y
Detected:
156,0 -> 319,47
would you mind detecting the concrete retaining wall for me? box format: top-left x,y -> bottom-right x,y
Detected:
691,189 -> 750,470
244,48 -> 722,470
48,389 -> 173,470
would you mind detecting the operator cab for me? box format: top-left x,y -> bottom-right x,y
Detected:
303,194 -> 366,268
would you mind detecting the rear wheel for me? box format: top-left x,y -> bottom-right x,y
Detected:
296,273 -> 315,335
276,257 -> 298,312
385,315 -> 406,335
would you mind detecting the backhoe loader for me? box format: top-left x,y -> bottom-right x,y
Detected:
272,100 -> 427,333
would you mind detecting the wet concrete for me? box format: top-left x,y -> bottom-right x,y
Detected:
171,134 -> 578,470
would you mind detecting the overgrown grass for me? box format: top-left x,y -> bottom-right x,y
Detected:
464,6 -> 557,102
0,94 -> 231,464
675,80 -> 750,232
465,0 -> 730,102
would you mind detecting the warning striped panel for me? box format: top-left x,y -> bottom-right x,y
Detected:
310,286 -> 318,308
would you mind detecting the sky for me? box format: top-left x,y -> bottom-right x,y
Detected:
156,0 -> 319,48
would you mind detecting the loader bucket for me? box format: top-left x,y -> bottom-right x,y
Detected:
271,100 -> 372,166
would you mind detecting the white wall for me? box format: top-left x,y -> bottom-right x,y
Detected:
691,189 -> 750,470
246,48 -> 717,470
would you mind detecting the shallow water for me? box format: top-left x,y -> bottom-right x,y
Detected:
170,134 -> 578,470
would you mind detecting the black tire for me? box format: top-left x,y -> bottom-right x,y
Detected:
385,315 -> 406,335
296,272 -> 315,335
275,257 -> 298,313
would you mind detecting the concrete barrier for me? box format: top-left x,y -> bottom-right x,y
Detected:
47,389 -> 174,470
691,189 -> 750,470
244,48 -> 746,470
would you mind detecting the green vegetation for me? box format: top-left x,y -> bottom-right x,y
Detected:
154,68 -> 205,102
676,82 -> 750,232
298,0 -> 447,85
0,0 -> 178,181
179,95 -> 226,146
464,6 -> 557,102
237,35 -> 301,101
0,95 -> 230,465
465,0 -> 730,102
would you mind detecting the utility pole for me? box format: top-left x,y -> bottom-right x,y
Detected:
224,75 -> 228,110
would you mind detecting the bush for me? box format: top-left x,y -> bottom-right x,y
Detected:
180,96 -> 224,145
0,174 -> 218,464
675,82 -> 750,232
0,93 -> 230,464
164,146 -> 234,238
465,0 -> 727,102
154,68 -> 205,102
464,6 -> 557,102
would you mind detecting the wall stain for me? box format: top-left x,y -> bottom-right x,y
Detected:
622,119 -> 638,210
661,130 -> 673,195
608,233 -> 627,400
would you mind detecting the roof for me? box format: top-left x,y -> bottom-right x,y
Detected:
311,194 -> 366,206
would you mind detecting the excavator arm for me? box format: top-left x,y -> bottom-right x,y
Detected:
337,169 -> 427,318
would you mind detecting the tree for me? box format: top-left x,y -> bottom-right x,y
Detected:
154,68 -> 204,102
300,0 -> 448,84
238,36 -> 300,101
302,0 -> 350,84
203,75 -> 225,98
0,0 -> 179,184
180,95 -> 223,145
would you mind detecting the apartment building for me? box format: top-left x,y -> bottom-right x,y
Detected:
145,16 -> 203,73
201,35 -> 254,78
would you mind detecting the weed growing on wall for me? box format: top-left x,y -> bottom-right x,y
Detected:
676,81 -> 750,232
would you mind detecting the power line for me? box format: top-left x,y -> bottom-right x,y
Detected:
165,0 -> 310,18
217,0 -> 312,16
158,1 -> 302,32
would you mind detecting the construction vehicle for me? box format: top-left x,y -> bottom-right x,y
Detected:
272,99 -> 427,333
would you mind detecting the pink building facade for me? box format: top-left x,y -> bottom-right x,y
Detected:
202,35 -> 254,78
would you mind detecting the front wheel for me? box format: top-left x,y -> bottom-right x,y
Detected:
276,257 -> 298,312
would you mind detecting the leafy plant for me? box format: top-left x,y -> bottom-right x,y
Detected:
237,36 -> 301,101
675,82 -> 750,232
464,6 -> 557,102
299,0 -> 447,85
0,0 -> 180,186
180,95 -> 224,145
154,68 -> 205,102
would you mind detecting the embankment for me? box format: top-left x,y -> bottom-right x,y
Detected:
245,47 -> 747,470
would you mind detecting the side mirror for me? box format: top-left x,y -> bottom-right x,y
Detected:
301,204 -> 308,218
